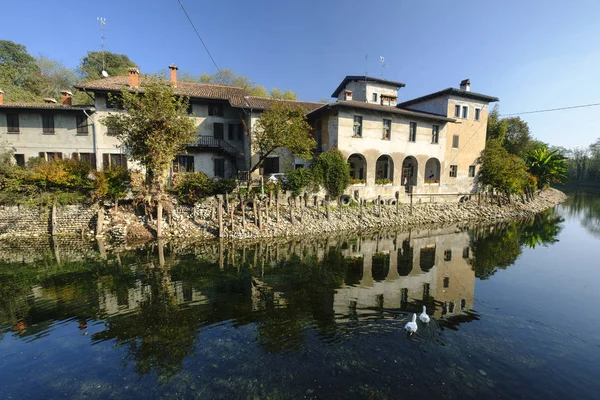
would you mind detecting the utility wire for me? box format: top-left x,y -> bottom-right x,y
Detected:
500,102 -> 600,117
176,0 -> 221,72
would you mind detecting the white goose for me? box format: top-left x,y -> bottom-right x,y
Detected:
404,313 -> 418,335
419,306 -> 430,324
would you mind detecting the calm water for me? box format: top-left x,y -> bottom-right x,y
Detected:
1,192 -> 599,399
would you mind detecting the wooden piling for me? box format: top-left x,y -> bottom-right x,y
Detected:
51,202 -> 57,236
217,197 -> 224,238
253,195 -> 258,225
96,207 -> 104,237
377,195 -> 381,218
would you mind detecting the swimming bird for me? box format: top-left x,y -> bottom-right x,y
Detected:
405,313 -> 418,335
419,306 -> 430,324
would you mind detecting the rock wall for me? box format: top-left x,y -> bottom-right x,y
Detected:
0,205 -> 97,238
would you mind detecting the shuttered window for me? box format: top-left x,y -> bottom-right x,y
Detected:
214,123 -> 224,139
42,114 -> 55,134
6,114 -> 19,133
76,114 -> 88,134
214,158 -> 225,177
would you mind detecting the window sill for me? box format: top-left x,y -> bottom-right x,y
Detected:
6,132 -> 20,134
42,132 -> 55,135
431,142 -> 439,144
424,182 -> 440,186
352,135 -> 362,138
76,133 -> 89,136
350,183 -> 365,187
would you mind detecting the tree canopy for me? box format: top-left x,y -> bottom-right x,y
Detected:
486,105 -> 534,157
78,50 -> 137,81
310,149 -> 351,199
102,80 -> 196,195
251,102 -> 315,172
525,146 -> 568,189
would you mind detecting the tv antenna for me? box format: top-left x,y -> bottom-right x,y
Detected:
380,56 -> 387,78
97,17 -> 108,77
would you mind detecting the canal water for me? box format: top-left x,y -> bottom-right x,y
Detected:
1,192 -> 599,399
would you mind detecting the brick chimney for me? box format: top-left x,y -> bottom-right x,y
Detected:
460,79 -> 471,92
0,89 -> 3,105
128,67 -> 140,87
60,90 -> 73,105
169,64 -> 178,87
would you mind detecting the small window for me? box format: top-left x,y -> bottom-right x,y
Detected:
444,250 -> 452,261
315,120 -> 323,151
468,165 -> 476,177
449,165 -> 458,177
452,135 -> 459,148
76,114 -> 88,135
6,113 -> 19,133
431,125 -> 439,144
462,105 -> 468,119
208,103 -> 224,116
173,155 -> 195,173
214,122 -> 224,139
110,154 -> 127,168
462,247 -> 470,259
237,124 -> 244,141
214,158 -> 225,177
443,277 -> 450,288
474,108 -> 481,121
228,123 -> 236,140
409,122 -> 417,142
41,152 -> 63,161
382,119 -> 391,140
42,114 -> 55,134
372,93 -> 378,102
353,116 -> 362,137
454,104 -> 461,118
14,154 -> 25,167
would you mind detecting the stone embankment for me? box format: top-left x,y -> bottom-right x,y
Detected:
0,189 -> 567,242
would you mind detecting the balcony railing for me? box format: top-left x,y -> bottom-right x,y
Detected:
190,136 -> 242,158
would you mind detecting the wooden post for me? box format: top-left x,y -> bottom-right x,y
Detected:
211,205 -> 215,220
258,202 -> 263,229
377,195 -> 381,218
241,197 -> 246,228
224,192 -> 229,209
359,197 -> 363,219
157,201 -> 163,238
158,239 -> 165,267
217,197 -> 224,238
51,202 -> 57,236
253,195 -> 258,225
96,207 -> 104,237
290,199 -> 295,225
276,193 -> 280,224
268,190 -> 273,220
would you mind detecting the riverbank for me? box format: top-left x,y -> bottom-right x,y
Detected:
0,189 -> 567,242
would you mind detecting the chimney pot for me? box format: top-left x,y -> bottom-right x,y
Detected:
169,64 -> 178,87
60,90 -> 73,105
460,79 -> 471,92
128,68 -> 140,87
43,98 -> 57,104
0,89 -> 4,105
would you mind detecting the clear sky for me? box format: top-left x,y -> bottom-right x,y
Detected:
3,0 -> 600,149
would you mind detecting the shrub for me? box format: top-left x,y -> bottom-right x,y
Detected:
212,178 -> 237,195
375,178 -> 392,185
93,167 -> 131,202
311,148 -> 350,199
286,168 -> 313,197
171,172 -> 214,204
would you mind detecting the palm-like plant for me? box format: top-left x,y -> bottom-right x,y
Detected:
525,147 -> 568,189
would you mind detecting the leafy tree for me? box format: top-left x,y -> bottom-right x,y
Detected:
78,51 -> 137,81
478,140 -> 530,203
286,167 -> 315,197
0,40 -> 43,101
269,88 -> 298,100
251,102 -> 315,173
102,80 -> 196,236
310,148 -> 351,200
525,146 -> 568,189
486,105 -> 534,157
92,167 -> 130,204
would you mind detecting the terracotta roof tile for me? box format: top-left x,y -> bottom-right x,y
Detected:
398,88 -> 499,107
244,96 -> 326,112
0,102 -> 93,111
308,100 -> 455,122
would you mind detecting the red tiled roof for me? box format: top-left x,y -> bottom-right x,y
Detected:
244,96 -> 326,112
75,76 -> 250,107
0,102 -> 93,111
308,100 -> 455,122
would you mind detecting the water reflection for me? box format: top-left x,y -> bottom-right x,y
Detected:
0,210 -> 565,382
563,191 -> 600,238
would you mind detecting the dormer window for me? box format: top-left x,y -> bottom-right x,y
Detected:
372,93 -> 378,102
344,90 -> 353,101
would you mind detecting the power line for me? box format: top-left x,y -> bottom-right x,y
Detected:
176,0 -> 221,72
500,102 -> 600,117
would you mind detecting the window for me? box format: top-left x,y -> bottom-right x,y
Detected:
474,108 -> 481,121
208,103 -> 224,116
431,125 -> 439,144
6,113 -> 19,133
42,114 -> 55,134
73,152 -> 96,168
102,153 -> 127,169
214,158 -> 225,177
173,155 -> 195,173
227,123 -> 244,141
444,250 -> 452,261
409,122 -> 417,142
452,135 -> 459,148
315,120 -> 323,151
454,104 -> 461,118
382,119 -> 391,140
449,165 -> 458,177
237,124 -> 244,141
353,116 -> 362,137
468,165 -> 476,177
462,247 -> 470,259
443,277 -> 450,288
263,157 -> 279,174
40,152 -> 63,161
372,93 -> 378,102
228,123 -> 236,140
76,114 -> 88,135
462,105 -> 469,119
13,154 -> 25,167
213,122 -> 224,139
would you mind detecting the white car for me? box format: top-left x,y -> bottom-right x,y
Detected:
265,173 -> 288,184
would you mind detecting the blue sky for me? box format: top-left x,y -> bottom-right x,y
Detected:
3,0 -> 600,149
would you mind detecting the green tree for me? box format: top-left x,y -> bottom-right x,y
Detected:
525,146 -> 568,189
251,102 -> 315,173
310,148 -> 351,200
486,105 -> 534,157
478,140 -> 530,203
269,88 -> 298,100
78,51 -> 137,81
102,80 -> 196,236
0,40 -> 43,102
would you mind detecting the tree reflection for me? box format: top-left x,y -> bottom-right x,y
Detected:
564,191 -> 600,238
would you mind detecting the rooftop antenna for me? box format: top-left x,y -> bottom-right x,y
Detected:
380,56 -> 386,78
365,54 -> 368,77
97,17 -> 108,77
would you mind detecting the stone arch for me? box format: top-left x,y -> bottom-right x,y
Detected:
401,156 -> 418,187
375,154 -> 394,182
348,153 -> 367,181
424,158 -> 441,183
